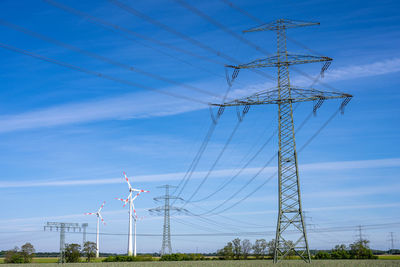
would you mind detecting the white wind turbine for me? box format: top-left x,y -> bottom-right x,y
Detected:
84,201 -> 106,258
116,172 -> 149,256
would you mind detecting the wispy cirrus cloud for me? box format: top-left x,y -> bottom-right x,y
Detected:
0,91 -> 205,133
324,57 -> 400,82
1,57 -> 399,133
0,157 -> 398,189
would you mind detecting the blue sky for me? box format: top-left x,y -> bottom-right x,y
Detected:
0,0 -> 399,254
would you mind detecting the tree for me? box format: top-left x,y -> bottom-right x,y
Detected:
253,239 -> 267,259
331,244 -> 349,259
82,241 -> 97,262
314,251 -> 331,259
64,243 -> 81,263
21,242 -> 35,263
349,240 -> 377,259
217,242 -> 234,260
283,240 -> 295,257
4,247 -> 24,264
232,238 -> 242,259
267,239 -> 276,257
241,239 -> 252,259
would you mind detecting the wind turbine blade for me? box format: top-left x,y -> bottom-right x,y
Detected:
123,171 -> 132,190
132,192 -> 141,201
115,197 -> 129,207
132,202 -> 137,220
99,213 -> 106,225
132,188 -> 150,193
84,212 -> 95,215
135,216 -> 145,221
98,201 -> 106,212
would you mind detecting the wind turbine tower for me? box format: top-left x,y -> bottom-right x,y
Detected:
116,172 -> 149,256
84,201 -> 106,258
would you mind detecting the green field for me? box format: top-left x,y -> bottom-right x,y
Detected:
1,260 -> 400,266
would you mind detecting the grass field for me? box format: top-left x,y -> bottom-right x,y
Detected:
1,260 -> 400,266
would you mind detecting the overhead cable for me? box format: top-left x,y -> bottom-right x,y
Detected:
0,42 -> 207,104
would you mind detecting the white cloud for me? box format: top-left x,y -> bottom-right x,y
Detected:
0,57 -> 398,133
324,57 -> 400,82
0,91 -> 205,133
0,157 -> 398,188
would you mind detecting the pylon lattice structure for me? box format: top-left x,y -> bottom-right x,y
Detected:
149,185 -> 187,255
211,19 -> 352,263
81,223 -> 88,246
44,222 -> 82,263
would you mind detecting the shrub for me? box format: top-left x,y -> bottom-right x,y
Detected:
4,248 -> 24,264
314,251 -> 331,259
159,253 -> 205,261
349,240 -> 378,259
103,255 -> 153,262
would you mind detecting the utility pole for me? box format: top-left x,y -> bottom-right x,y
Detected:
81,223 -> 88,245
44,222 -> 81,263
149,185 -> 187,255
211,19 -> 352,263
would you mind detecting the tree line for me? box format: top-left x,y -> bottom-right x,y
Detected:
217,238 -> 378,260
217,238 -> 274,260
314,240 -> 378,259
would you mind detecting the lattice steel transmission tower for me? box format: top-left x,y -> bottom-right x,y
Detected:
211,19 -> 352,263
44,222 -> 82,263
389,232 -> 395,253
149,185 -> 187,255
81,223 -> 88,245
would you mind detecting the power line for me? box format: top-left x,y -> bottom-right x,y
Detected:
192,105 -> 343,217
178,0 -> 343,94
0,19 -> 223,100
108,0 -> 276,82
219,0 -> 324,56
188,203 -> 269,229
43,0 -> 232,81
191,105 -> 305,203
170,72 -> 241,203
171,109 -> 222,201
179,106 -> 250,205
0,42 -> 207,104
172,216 -> 224,233
173,0 -> 269,55
4,221 -> 399,236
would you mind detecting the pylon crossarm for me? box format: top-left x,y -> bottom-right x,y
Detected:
243,19 -> 320,33
210,87 -> 352,107
226,54 -> 332,69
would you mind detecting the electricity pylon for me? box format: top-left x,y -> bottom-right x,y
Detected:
211,19 -> 352,263
81,223 -> 88,246
44,222 -> 81,263
149,185 -> 187,255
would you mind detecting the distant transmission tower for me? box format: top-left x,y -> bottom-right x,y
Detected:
211,19 -> 352,263
149,185 -> 187,255
358,225 -> 364,242
81,223 -> 88,245
389,232 -> 395,253
44,222 -> 81,263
